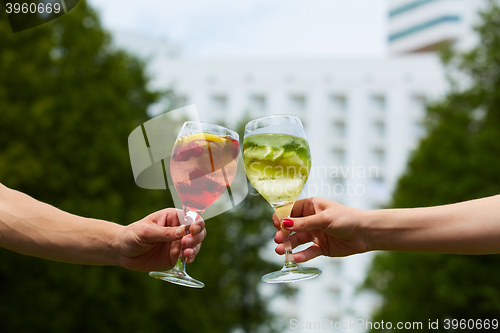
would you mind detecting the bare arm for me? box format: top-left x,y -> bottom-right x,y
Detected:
367,195 -> 500,254
0,183 -> 206,271
273,195 -> 500,262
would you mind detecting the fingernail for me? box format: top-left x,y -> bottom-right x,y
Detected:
282,219 -> 294,228
175,226 -> 185,237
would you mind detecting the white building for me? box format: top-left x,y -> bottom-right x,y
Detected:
114,0 -> 491,331
388,0 -> 484,54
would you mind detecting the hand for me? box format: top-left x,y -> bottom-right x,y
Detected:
273,197 -> 369,263
117,208 -> 206,272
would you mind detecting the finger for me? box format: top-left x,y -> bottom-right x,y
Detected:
182,228 -> 207,248
293,244 -> 324,263
184,243 -> 201,263
274,229 -> 283,243
275,240 -> 304,255
290,198 -> 315,218
189,221 -> 206,235
140,224 -> 185,243
151,208 -> 182,227
274,234 -> 313,255
274,230 -> 313,247
291,197 -> 327,218
272,214 -> 280,229
281,212 -> 328,232
275,243 -> 285,255
186,243 -> 202,257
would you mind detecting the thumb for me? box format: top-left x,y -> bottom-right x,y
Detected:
282,213 -> 326,232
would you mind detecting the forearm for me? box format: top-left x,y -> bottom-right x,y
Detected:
0,184 -> 123,265
366,195 -> 500,254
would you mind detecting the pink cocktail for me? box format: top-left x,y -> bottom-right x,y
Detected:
171,132 -> 239,213
149,122 -> 239,288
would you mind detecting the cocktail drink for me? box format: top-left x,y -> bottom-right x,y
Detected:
171,132 -> 239,212
149,121 -> 239,288
243,134 -> 311,207
243,115 -> 321,283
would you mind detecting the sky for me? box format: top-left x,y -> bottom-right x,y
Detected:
88,0 -> 388,59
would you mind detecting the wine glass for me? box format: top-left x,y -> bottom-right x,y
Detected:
149,121 -> 240,288
243,115 -> 321,283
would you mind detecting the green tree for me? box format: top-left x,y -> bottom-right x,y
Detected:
363,1 -> 500,329
0,1 -> 283,332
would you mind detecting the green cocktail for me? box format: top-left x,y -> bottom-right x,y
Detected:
243,115 -> 321,284
243,134 -> 311,208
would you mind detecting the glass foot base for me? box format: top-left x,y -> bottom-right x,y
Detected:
149,269 -> 205,288
262,265 -> 322,284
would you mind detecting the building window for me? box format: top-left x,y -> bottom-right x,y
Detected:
373,148 -> 385,166
389,16 -> 461,42
211,94 -> 227,113
333,120 -> 346,138
372,174 -> 385,185
332,148 -> 346,165
248,94 -> 266,113
331,259 -> 342,276
289,94 -> 307,113
373,120 -> 385,138
330,287 -> 341,303
389,0 -> 437,18
370,94 -> 386,112
329,94 -> 347,113
331,175 -> 345,186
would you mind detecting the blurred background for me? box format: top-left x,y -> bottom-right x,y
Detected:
1,0 -> 500,332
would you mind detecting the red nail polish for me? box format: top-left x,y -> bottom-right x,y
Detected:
282,219 -> 294,228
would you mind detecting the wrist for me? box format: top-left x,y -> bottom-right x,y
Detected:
361,209 -> 387,252
337,206 -> 376,254
109,223 -> 127,267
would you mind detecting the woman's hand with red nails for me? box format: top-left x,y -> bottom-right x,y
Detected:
273,197 -> 370,263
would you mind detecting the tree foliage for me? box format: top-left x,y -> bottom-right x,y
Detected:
363,1 -> 500,329
0,1 -> 282,332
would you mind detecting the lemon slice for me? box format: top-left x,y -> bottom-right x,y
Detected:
183,133 -> 225,144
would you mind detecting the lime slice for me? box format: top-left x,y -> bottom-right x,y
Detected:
244,146 -> 286,161
266,147 -> 285,161
244,146 -> 273,160
278,155 -> 306,167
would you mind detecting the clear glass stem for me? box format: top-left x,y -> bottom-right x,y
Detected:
274,203 -> 298,268
173,228 -> 191,272
179,209 -> 198,270
281,228 -> 298,267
